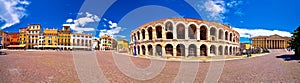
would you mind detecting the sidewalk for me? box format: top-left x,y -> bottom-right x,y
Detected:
122,53 -> 270,62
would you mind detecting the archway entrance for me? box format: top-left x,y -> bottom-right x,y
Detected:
200,44 -> 207,56
176,44 -> 185,56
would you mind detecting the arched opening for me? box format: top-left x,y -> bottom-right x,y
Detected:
142,45 -> 146,55
137,32 -> 140,40
233,36 -> 236,42
156,44 -> 162,56
218,29 -> 223,40
166,32 -> 173,39
210,45 -> 216,55
165,44 -> 173,56
210,27 -> 217,41
148,45 -> 153,56
200,44 -> 207,56
218,46 -> 223,55
225,46 -> 228,55
176,24 -> 185,39
133,34 -> 136,41
165,22 -> 173,31
188,44 -> 197,56
200,26 -> 207,40
156,26 -> 162,39
225,31 -> 228,40
142,29 -> 145,40
137,46 -> 140,55
176,44 -> 185,56
188,24 -> 197,39
229,46 -> 232,55
229,33 -> 232,42
233,47 -> 236,55
147,27 -> 153,40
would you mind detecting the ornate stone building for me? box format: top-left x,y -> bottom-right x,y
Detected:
71,33 -> 93,50
99,34 -> 116,50
130,18 -> 240,57
252,34 -> 291,49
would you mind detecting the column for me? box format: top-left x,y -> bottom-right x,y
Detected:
145,47 -> 149,55
196,28 -> 200,40
153,29 -> 157,40
162,45 -> 166,56
173,27 -> 177,39
185,26 -> 188,40
173,47 -> 177,57
162,27 -> 166,39
185,47 -> 189,57
197,47 -> 201,57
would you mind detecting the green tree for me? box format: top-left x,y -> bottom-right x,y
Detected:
289,26 -> 300,55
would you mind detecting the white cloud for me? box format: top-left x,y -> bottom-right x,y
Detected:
194,0 -> 243,22
233,27 -> 292,38
64,12 -> 99,33
66,18 -> 73,23
99,19 -> 124,38
0,0 -> 30,29
204,0 -> 226,17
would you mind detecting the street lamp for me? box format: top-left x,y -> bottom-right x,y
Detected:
133,37 -> 137,56
246,33 -> 252,57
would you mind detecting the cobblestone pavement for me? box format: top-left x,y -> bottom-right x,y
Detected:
0,50 -> 299,82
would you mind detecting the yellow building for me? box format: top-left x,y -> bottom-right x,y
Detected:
117,38 -> 129,53
252,34 -> 291,49
27,24 -> 41,49
19,28 -> 27,45
58,25 -> 71,50
43,28 -> 58,49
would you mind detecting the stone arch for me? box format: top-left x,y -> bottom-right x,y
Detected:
218,29 -> 224,40
200,44 -> 207,56
210,27 -> 217,41
165,21 -> 173,31
225,46 -> 229,55
156,44 -> 162,56
200,25 -> 207,40
166,32 -> 173,39
142,45 -> 146,55
210,45 -> 217,55
218,46 -> 223,55
176,44 -> 185,56
147,27 -> 153,40
142,29 -> 146,40
137,45 -> 140,55
233,46 -> 236,55
188,44 -> 197,56
176,23 -> 185,39
225,31 -> 228,40
156,26 -> 162,39
137,31 -> 140,40
165,44 -> 173,56
229,33 -> 233,42
148,44 -> 153,56
188,24 -> 197,39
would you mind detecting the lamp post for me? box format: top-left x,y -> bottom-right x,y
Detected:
133,37 -> 137,56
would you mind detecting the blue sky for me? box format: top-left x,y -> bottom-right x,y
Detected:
0,0 -> 299,43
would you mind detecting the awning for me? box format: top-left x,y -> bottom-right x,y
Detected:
33,45 -> 58,48
43,45 -> 58,48
7,44 -> 26,48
